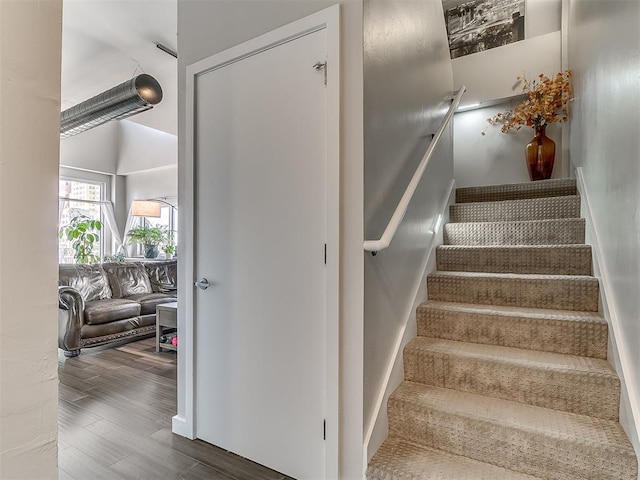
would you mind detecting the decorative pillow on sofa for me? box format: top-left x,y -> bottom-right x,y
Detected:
59,264 -> 112,302
102,263 -> 153,298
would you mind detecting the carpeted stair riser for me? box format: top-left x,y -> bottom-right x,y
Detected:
427,272 -> 599,312
368,178 -> 638,479
417,301 -> 608,359
455,178 -> 577,204
444,218 -> 585,246
450,195 -> 581,223
367,438 -> 542,480
388,383 -> 637,480
403,337 -> 619,420
436,244 -> 593,275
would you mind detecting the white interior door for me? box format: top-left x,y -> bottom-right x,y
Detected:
193,26 -> 328,480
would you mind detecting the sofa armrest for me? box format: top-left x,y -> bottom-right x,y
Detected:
58,285 -> 85,354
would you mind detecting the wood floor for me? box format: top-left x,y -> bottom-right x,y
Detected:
58,337 -> 294,480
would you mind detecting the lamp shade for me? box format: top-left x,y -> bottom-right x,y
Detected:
131,200 -> 161,218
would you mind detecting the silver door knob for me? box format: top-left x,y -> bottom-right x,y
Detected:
194,278 -> 210,290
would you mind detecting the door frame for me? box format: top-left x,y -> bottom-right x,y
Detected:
175,5 -> 340,477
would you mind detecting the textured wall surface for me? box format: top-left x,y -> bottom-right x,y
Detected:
567,0 -> 640,457
363,0 -> 454,460
178,2 -> 364,478
0,0 -> 62,478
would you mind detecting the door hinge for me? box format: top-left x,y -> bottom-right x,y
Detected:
324,243 -> 327,265
313,61 -> 327,86
323,419 -> 326,440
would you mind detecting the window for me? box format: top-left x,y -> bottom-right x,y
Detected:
159,204 -> 178,249
59,179 -> 105,264
131,201 -> 178,257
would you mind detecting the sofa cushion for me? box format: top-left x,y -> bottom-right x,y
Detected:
81,317 -> 145,340
124,293 -> 177,315
84,298 -> 141,325
102,263 -> 152,298
59,264 -> 112,302
144,261 -> 177,293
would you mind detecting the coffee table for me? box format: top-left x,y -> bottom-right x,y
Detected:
156,301 -> 178,352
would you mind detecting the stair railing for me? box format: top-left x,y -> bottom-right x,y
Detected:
363,86 -> 466,255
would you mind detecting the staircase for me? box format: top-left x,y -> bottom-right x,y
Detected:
367,178 -> 638,480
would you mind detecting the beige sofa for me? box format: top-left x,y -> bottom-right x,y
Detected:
58,260 -> 177,357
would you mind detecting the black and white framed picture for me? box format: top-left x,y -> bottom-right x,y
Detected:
443,0 -> 525,59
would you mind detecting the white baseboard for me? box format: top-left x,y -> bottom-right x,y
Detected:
575,167 -> 640,461
172,415 -> 195,439
363,179 -> 456,465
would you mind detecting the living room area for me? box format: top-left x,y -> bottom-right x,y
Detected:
56,0 -> 181,476
55,2 -> 297,478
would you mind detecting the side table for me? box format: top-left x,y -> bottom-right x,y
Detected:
156,302 -> 178,352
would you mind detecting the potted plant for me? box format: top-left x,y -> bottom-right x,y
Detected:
163,244 -> 176,259
127,221 -> 166,258
59,213 -> 102,264
162,230 -> 176,259
486,70 -> 573,180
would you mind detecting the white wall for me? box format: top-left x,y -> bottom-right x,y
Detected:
60,117 -> 177,178
112,174 -> 127,239
60,118 -> 178,239
453,0 -> 562,105
125,165 -> 177,208
0,1 -> 62,478
567,0 -> 640,457
454,104 -> 563,187
116,120 -> 177,175
363,0 -> 454,459
59,121 -> 119,174
177,2 -> 364,478
452,0 -> 566,187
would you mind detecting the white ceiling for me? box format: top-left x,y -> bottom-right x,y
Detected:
62,0 -> 177,136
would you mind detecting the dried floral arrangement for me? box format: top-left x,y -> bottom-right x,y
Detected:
486,70 -> 573,133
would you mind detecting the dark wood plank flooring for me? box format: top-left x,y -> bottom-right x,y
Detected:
58,338 -> 294,480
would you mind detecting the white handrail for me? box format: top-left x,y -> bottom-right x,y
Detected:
363,86 -> 466,255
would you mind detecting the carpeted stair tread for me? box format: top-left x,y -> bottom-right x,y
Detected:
417,300 -> 608,358
404,337 -> 619,420
436,244 -> 592,275
444,218 -> 585,245
389,382 -> 637,480
369,177 -> 637,478
455,178 -> 577,204
427,271 -> 599,311
367,437 -> 542,480
450,195 -> 581,223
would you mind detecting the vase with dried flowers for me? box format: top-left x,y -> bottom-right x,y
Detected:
486,71 -> 573,181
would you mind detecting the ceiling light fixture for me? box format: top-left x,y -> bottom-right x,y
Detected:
60,74 -> 163,139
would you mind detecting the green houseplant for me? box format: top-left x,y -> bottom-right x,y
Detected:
127,222 -> 166,258
162,230 -> 176,258
59,214 -> 103,264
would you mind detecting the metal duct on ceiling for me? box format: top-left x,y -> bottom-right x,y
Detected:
60,74 -> 163,139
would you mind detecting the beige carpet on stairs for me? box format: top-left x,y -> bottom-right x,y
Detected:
367,178 -> 638,480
